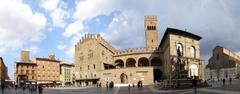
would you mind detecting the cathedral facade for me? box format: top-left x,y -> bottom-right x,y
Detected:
74,16 -> 204,86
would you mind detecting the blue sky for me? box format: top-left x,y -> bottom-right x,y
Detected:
0,0 -> 240,79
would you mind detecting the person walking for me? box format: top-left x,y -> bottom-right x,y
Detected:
192,76 -> 197,94
38,85 -> 43,94
229,77 -> 232,85
140,80 -> 143,88
106,82 -> 109,91
1,84 -> 4,94
128,84 -> 131,92
223,78 -> 225,86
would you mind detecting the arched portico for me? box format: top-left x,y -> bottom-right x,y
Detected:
126,58 -> 136,67
115,59 -> 124,68
138,57 -> 149,67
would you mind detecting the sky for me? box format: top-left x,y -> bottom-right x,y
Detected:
0,0 -> 240,79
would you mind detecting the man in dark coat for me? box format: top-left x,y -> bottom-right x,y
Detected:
192,76 -> 197,94
38,85 -> 43,94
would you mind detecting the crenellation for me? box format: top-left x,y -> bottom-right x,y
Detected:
114,47 -> 147,55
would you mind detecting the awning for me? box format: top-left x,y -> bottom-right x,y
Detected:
104,63 -> 115,69
76,78 -> 100,81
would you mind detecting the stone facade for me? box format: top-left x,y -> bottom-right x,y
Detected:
205,46 -> 240,80
0,57 -> 8,86
60,62 -> 74,86
14,51 -> 74,86
34,54 -> 60,84
159,28 -> 204,80
75,16 -> 204,86
14,51 -> 37,86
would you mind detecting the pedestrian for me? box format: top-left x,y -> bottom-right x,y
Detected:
132,83 -> 135,88
192,76 -> 197,94
223,78 -> 225,86
15,84 -> 18,91
1,84 -> 4,94
106,82 -> 109,91
140,80 -> 143,88
137,81 -> 140,88
38,85 -> 43,94
128,84 -> 131,92
229,77 -> 232,85
99,82 -> 101,88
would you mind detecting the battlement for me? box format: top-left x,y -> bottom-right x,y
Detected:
76,33 -> 116,52
76,34 -> 100,45
144,16 -> 157,20
114,47 -> 146,55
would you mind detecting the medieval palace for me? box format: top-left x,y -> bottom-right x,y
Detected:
74,16 -> 205,86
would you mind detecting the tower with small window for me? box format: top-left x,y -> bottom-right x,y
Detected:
145,16 -> 159,51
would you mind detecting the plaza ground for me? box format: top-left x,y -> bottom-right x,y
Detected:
1,79 -> 240,94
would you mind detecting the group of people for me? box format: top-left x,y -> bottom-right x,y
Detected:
105,81 -> 115,91
0,84 -> 43,94
222,77 -> 232,86
128,80 -> 143,92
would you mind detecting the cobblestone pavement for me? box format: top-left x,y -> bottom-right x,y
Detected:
1,79 -> 240,94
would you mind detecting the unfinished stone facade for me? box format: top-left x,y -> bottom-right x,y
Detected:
206,46 -> 240,80
75,16 -> 204,86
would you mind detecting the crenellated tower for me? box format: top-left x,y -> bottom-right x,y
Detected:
145,16 -> 159,51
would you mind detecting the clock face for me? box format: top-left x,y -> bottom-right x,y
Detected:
176,43 -> 183,54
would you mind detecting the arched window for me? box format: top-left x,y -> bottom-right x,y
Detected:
176,43 -> 183,54
190,46 -> 195,58
93,64 -> 96,69
147,26 -> 150,30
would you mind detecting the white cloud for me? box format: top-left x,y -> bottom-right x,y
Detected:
40,0 -> 69,28
0,47 -> 6,56
62,21 -> 84,37
63,0 -> 240,61
40,0 -> 59,11
62,0 -> 115,38
0,0 -> 46,51
57,44 -> 66,50
65,33 -> 85,58
48,27 -> 53,32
